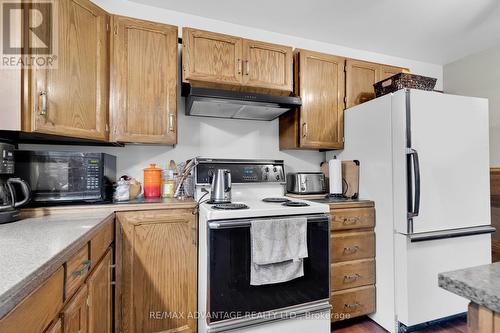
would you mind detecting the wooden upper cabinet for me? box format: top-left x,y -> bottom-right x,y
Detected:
280,49 -> 345,150
182,28 -> 243,86
28,0 -> 109,141
110,16 -> 178,144
345,59 -> 379,109
62,285 -> 88,333
242,39 -> 293,92
379,64 -> 409,81
116,209 -> 197,333
346,59 -> 409,108
182,28 -> 293,94
87,249 -> 112,333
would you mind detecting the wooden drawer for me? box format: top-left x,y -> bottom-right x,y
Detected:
331,285 -> 375,322
65,244 -> 90,298
90,217 -> 114,265
0,267 -> 64,333
331,207 -> 375,231
331,230 -> 375,262
331,259 -> 375,291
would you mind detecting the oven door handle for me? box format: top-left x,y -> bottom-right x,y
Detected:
208,214 -> 330,229
207,301 -> 331,333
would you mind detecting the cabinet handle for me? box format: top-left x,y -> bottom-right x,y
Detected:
343,245 -> 359,254
168,113 -> 175,132
341,216 -> 360,225
192,223 -> 197,246
302,123 -> 308,138
39,91 -> 47,115
343,273 -> 361,283
237,59 -> 242,74
72,260 -> 91,277
244,60 -> 249,75
344,302 -> 361,310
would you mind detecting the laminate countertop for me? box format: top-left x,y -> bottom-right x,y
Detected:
439,262 -> 500,313
0,198 -> 196,319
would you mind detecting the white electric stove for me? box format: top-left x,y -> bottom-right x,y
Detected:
194,158 -> 331,333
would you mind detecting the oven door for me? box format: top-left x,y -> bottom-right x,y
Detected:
207,214 -> 330,325
14,151 -> 101,203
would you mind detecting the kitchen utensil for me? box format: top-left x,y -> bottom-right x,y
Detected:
143,164 -> 162,198
210,169 -> 232,203
286,172 -> 326,194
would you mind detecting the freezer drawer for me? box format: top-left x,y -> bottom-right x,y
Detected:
394,232 -> 491,328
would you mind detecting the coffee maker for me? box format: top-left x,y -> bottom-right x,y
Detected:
0,142 -> 31,224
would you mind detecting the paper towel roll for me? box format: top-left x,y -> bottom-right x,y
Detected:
329,158 -> 342,195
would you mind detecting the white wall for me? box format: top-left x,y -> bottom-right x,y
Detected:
444,43 -> 500,166
23,0 -> 444,181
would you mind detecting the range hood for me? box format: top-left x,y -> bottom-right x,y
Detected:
182,85 -> 302,121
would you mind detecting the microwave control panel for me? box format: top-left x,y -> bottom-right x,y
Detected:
85,159 -> 101,191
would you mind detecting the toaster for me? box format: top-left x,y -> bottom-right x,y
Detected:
286,172 -> 326,194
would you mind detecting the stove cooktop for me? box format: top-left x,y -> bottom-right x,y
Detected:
200,197 -> 329,220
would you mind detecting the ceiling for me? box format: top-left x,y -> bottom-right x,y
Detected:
129,0 -> 500,65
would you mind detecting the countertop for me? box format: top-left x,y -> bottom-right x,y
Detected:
0,198 -> 196,319
439,262 -> 500,313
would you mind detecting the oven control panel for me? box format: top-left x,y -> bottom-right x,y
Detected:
195,159 -> 285,184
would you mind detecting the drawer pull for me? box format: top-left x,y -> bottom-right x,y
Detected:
344,302 -> 361,310
72,260 -> 91,277
341,217 -> 360,225
343,245 -> 360,254
344,273 -> 361,282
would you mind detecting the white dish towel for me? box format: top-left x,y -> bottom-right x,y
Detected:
250,217 -> 308,286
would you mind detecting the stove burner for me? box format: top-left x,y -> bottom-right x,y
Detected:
282,201 -> 310,207
262,197 -> 290,203
212,203 -> 249,210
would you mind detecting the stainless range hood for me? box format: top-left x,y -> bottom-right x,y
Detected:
182,85 -> 302,121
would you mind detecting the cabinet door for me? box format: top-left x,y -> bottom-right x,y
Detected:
29,0 -> 109,141
117,210 -> 197,333
380,65 -> 408,81
242,39 -> 293,92
297,50 -> 345,149
345,59 -> 380,108
182,28 -> 243,86
62,285 -> 88,333
110,16 -> 178,144
87,248 -> 112,333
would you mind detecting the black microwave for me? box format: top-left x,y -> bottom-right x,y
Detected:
14,151 -> 116,205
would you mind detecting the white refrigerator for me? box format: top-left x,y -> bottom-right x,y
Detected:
333,89 -> 493,332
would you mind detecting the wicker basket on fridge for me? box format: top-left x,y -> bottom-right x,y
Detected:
374,73 -> 437,98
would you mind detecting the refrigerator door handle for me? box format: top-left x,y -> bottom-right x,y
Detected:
407,148 -> 421,219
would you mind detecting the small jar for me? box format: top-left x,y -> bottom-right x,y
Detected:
143,164 -> 162,198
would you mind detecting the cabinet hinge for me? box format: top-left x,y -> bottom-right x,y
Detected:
342,137 -> 345,143
105,123 -> 109,132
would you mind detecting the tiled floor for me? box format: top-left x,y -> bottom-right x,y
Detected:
331,316 -> 467,333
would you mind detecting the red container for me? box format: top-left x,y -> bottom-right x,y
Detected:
143,164 -> 162,198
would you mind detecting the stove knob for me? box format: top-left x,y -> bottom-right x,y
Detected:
276,174 -> 280,181
264,175 -> 268,181
265,167 -> 270,172
273,167 -> 277,172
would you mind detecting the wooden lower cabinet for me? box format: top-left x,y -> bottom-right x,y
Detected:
62,285 -> 89,333
87,249 -> 113,333
45,319 -> 62,333
116,209 -> 197,333
330,201 -> 376,322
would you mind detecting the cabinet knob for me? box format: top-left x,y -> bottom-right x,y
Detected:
168,113 -> 175,132
237,59 -> 242,74
302,123 -> 308,138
